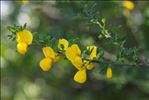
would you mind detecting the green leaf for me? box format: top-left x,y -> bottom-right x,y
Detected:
101,18 -> 106,24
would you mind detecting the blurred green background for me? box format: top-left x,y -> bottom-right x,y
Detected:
1,1 -> 149,100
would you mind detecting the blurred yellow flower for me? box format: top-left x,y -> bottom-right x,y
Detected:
123,1 -> 134,10
106,67 -> 112,79
16,30 -> 33,54
58,38 -> 69,51
21,0 -> 29,4
74,68 -> 87,84
40,47 -> 59,71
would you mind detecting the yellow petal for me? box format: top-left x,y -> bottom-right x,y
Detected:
86,62 -> 95,70
106,67 -> 112,79
40,58 -> 52,71
74,69 -> 87,84
123,1 -> 134,10
66,44 -> 81,62
87,46 -> 97,59
66,44 -> 83,69
58,38 -> 69,50
16,30 -> 33,45
17,42 -> 28,55
42,47 -> 55,59
71,56 -> 83,70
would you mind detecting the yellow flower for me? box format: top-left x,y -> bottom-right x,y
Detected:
66,44 -> 81,60
39,46 -> 58,71
66,44 -> 97,84
86,46 -> 97,70
74,68 -> 87,84
87,46 -> 97,59
16,30 -> 33,45
66,44 -> 82,70
21,0 -> 29,4
123,1 -> 134,10
58,39 -> 69,51
106,67 -> 112,79
17,42 -> 28,55
42,47 -> 55,60
72,56 -> 83,70
40,58 -> 52,71
16,30 -> 33,55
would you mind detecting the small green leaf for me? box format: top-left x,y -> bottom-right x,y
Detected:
101,18 -> 106,24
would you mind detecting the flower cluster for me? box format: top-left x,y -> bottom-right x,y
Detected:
66,44 -> 97,83
14,29 -> 112,84
16,30 -> 33,54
